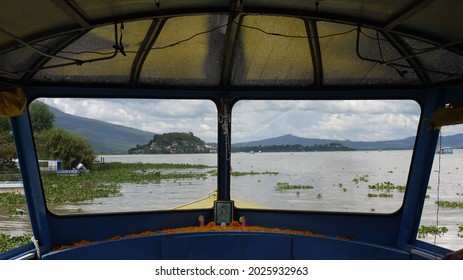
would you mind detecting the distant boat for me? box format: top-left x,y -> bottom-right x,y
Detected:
437,147 -> 453,154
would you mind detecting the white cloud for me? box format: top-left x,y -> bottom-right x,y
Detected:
232,100 -> 421,142
41,98 -> 218,142
441,124 -> 463,137
311,112 -> 420,141
39,98 -> 432,144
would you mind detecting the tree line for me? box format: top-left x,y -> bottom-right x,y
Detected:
231,142 -> 355,153
0,101 -> 95,175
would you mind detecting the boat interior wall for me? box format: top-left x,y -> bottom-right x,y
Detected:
42,232 -> 411,260
46,209 -> 402,247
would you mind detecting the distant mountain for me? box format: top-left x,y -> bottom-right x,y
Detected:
50,102 -> 463,153
233,133 -> 463,151
342,137 -> 416,150
233,134 -> 326,147
439,133 -> 463,148
50,106 -> 154,154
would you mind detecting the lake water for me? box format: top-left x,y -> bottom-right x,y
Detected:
2,150 -> 462,251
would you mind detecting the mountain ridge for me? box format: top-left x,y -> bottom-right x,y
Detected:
232,133 -> 463,151
49,105 -> 463,153
50,106 -> 154,154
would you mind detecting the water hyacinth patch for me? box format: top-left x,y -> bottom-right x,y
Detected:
418,225 -> 448,239
368,181 -> 405,192
367,193 -> 393,198
352,174 -> 369,184
41,162 -> 218,202
0,192 -> 26,215
231,171 -> 278,176
275,182 -> 315,192
0,233 -> 31,253
435,201 -> 463,209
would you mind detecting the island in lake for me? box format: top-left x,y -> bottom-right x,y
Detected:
129,132 -> 354,154
128,132 -> 216,154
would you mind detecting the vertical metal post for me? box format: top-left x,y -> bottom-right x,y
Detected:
397,89 -> 439,248
217,94 -> 231,201
10,113 -> 52,253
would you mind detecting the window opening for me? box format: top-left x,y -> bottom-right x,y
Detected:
30,98 -> 218,215
231,99 -> 420,213
418,124 -> 463,250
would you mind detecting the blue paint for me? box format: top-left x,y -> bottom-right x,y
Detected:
42,232 -> 410,260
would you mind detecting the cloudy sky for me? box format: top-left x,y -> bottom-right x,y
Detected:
41,98 -> 461,143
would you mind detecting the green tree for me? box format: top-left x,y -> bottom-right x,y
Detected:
1,101 -> 55,133
0,100 -> 55,174
29,101 -> 55,132
35,128 -> 96,170
0,117 -> 10,132
0,117 -> 18,175
0,133 -> 18,174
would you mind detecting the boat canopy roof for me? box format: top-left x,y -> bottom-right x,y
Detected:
0,0 -> 462,91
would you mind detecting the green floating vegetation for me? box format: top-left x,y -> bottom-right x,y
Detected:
207,170 -> 278,177
458,225 -> 463,238
275,182 -> 314,192
45,162 -> 210,185
44,181 -> 121,204
92,162 -> 212,181
231,171 -> 279,176
93,162 -> 214,172
418,225 -> 448,239
0,233 -> 31,254
368,181 -> 406,192
352,174 -> 369,184
367,193 -> 393,198
317,193 -> 323,199
435,200 -> 463,209
42,162 -> 215,204
0,192 -> 27,215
